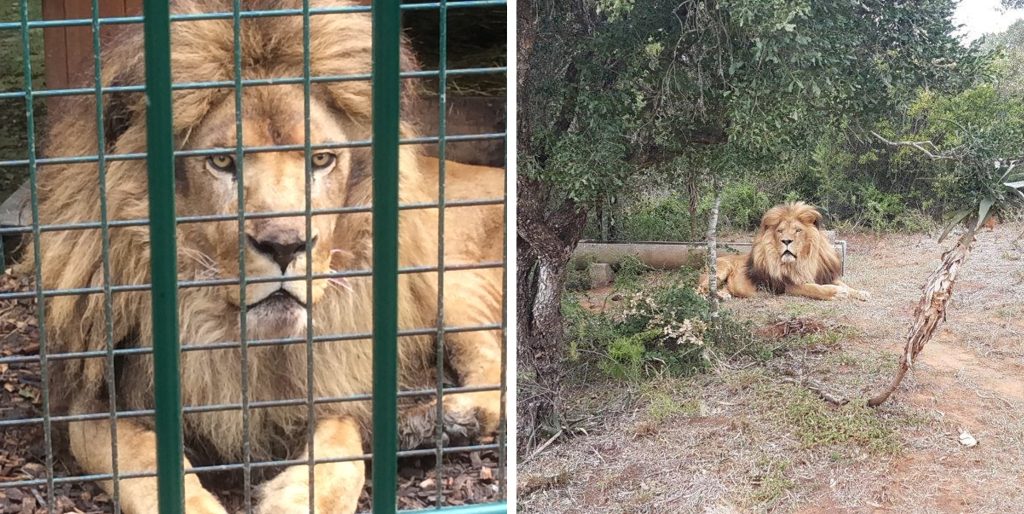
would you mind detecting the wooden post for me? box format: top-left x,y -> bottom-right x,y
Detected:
41,0 -> 143,90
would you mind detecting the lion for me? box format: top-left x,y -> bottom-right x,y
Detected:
22,1 -> 504,512
698,202 -> 870,301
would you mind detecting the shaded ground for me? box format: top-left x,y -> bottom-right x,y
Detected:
520,223 -> 1024,513
0,1 -> 45,202
0,273 -> 503,513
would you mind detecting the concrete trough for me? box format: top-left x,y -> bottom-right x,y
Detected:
574,238 -> 847,274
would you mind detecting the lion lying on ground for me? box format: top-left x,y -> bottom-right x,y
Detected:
698,202 -> 870,301
22,1 -> 503,512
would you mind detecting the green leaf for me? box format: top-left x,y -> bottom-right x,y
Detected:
974,198 -> 995,232
938,209 -> 970,243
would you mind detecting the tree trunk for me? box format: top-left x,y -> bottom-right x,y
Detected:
687,175 -> 700,239
706,187 -> 722,320
867,235 -> 974,407
516,175 -> 587,450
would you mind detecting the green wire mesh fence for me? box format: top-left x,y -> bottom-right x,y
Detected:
0,0 -> 507,512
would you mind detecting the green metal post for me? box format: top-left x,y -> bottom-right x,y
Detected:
142,0 -> 184,512
372,0 -> 401,511
407,503 -> 509,514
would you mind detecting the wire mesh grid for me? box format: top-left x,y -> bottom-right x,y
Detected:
0,0 -> 507,512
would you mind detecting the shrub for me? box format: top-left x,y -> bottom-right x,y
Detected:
565,273 -> 765,381
718,182 -> 773,230
616,195 -> 697,241
565,255 -> 596,292
612,254 -> 649,289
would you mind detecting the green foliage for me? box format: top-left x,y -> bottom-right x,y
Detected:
616,196 -> 697,241
718,182 -> 773,230
773,385 -> 901,454
564,274 -> 762,381
612,254 -> 649,289
565,255 -> 597,292
521,0 -> 984,208
600,328 -> 663,379
873,83 -> 1024,229
0,0 -> 45,200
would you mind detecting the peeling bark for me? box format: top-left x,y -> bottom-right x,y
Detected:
867,236 -> 974,407
516,176 -> 587,450
706,189 -> 722,320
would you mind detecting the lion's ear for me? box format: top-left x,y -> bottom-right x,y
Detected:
798,209 -> 822,228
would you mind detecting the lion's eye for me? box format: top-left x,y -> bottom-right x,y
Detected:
311,152 -> 336,170
796,228 -> 803,233
207,155 -> 236,173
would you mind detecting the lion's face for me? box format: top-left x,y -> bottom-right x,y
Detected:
758,204 -> 822,266
175,85 -> 359,337
772,217 -> 809,264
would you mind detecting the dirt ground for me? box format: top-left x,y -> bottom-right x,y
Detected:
519,223 -> 1024,513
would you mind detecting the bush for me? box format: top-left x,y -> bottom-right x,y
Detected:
718,182 -> 773,230
616,195 -> 697,241
565,255 -> 596,292
564,273 -> 763,381
612,254 -> 649,289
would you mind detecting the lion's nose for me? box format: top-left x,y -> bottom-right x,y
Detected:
781,239 -> 793,245
247,233 -> 319,272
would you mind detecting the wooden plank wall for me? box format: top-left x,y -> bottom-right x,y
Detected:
42,0 -> 142,90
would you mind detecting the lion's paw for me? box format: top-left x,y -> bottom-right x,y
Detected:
446,391 -> 501,442
397,391 -> 500,449
717,290 -> 732,301
832,285 -> 850,300
851,289 -> 871,301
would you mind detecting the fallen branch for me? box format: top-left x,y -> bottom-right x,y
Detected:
521,429 -> 563,465
780,375 -> 849,406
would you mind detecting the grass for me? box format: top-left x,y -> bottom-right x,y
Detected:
749,456 -> 795,508
0,0 -> 45,201
757,382 -> 902,455
643,387 -> 699,422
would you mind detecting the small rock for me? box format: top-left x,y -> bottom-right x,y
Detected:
959,430 -> 978,447
588,263 -> 614,289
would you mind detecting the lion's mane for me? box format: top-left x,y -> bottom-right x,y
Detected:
746,202 -> 841,293
25,0 -> 497,465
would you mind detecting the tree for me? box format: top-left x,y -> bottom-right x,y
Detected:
517,0 -> 982,445
866,84 -> 1024,406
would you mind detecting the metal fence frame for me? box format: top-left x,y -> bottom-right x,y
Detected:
0,0 -> 508,512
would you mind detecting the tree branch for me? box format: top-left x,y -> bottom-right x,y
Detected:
870,131 -> 954,160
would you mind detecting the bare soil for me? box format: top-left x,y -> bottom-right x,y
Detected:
520,223 -> 1024,513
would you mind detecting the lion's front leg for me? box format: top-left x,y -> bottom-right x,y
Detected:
256,417 -> 365,514
443,329 -> 503,437
785,282 -> 849,301
833,279 -> 871,301
67,417 -> 227,514
434,268 -> 504,442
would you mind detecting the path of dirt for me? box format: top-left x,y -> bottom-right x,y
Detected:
520,223 -> 1024,513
